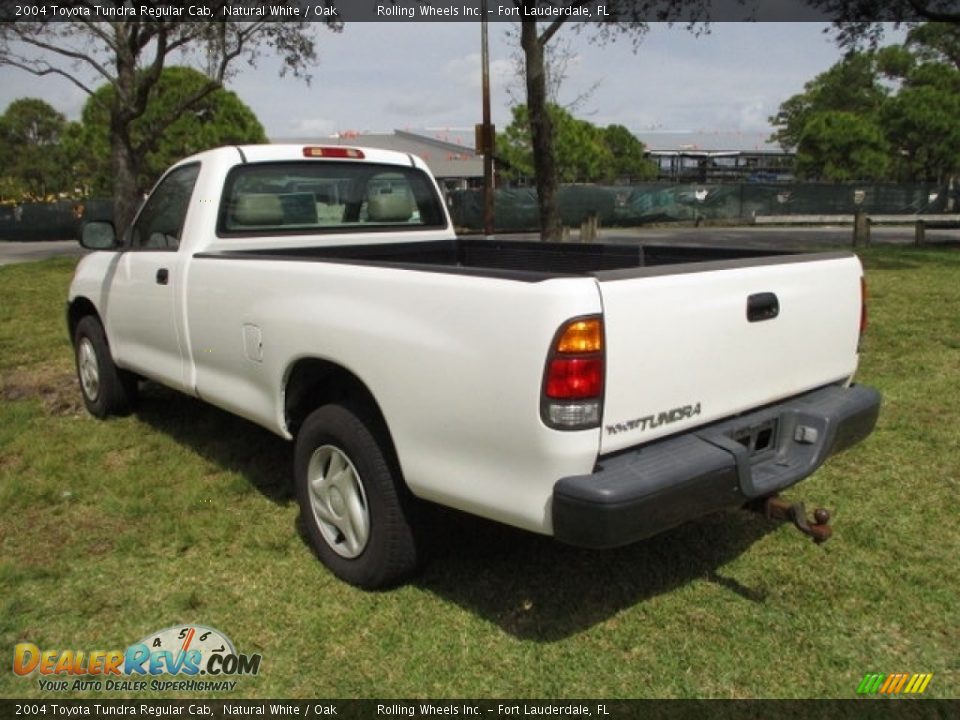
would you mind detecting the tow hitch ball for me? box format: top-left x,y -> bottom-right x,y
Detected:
753,496 -> 833,544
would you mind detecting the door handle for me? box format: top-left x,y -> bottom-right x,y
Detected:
156,268 -> 169,285
747,292 -> 779,322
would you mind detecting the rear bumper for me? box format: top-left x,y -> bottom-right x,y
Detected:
552,384 -> 881,548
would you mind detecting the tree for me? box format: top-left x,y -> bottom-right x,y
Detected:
803,2 -> 960,51
0,12 -> 338,231
497,105 -> 656,185
603,124 -> 658,182
0,98 -> 69,200
902,21 -> 960,70
504,28 -> 601,113
770,22 -> 960,183
794,111 -> 890,181
513,3 -> 709,239
68,66 -> 267,197
768,52 -> 888,151
882,85 -> 960,181
877,24 -> 960,182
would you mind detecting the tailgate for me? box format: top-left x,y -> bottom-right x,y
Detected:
598,252 -> 864,456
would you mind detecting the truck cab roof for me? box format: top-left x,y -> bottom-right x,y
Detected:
173,144 -> 428,172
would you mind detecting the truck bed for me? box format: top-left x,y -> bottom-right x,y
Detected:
198,238 -> 819,281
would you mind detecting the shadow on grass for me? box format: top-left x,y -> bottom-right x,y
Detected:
133,383 -> 293,504
133,383 -> 778,641
414,505 -> 777,641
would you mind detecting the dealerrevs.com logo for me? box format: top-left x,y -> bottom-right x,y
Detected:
13,625 -> 261,692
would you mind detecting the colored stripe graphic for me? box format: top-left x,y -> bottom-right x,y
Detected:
857,673 -> 933,695
857,673 -> 885,694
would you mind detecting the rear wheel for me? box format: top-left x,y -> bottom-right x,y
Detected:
73,316 -> 138,418
294,404 -> 419,589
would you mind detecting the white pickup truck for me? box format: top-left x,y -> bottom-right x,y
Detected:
69,145 -> 881,588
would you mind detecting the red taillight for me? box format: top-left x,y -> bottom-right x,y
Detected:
860,276 -> 868,336
542,316 -> 604,430
546,358 -> 604,399
302,146 -> 365,159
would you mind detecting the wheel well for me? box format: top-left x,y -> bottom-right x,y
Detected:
67,298 -> 101,344
284,359 -> 392,442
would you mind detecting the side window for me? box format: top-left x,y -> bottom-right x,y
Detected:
131,164 -> 200,251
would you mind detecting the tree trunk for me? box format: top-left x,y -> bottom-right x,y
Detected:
111,30 -> 142,237
521,21 -> 562,242
110,129 -> 140,237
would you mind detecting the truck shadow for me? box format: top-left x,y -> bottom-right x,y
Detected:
133,383 -> 293,504
134,383 -> 779,642
413,505 -> 776,641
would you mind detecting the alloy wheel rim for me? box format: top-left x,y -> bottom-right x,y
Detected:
306,445 -> 370,558
78,338 -> 100,401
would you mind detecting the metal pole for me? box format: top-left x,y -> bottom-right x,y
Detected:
481,1 -> 495,239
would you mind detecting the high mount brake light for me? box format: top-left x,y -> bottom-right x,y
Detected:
302,147 -> 365,159
542,316 -> 604,430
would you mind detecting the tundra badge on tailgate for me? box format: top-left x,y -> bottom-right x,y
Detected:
606,402 -> 702,436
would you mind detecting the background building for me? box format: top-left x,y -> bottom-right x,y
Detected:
276,129 -> 482,193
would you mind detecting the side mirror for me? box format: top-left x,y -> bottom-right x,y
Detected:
80,221 -> 118,250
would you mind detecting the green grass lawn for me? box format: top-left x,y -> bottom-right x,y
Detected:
1,248 -> 957,699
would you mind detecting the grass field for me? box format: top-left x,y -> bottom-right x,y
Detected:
1,248 -> 957,699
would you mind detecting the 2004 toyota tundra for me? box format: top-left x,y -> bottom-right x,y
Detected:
68,145 -> 881,588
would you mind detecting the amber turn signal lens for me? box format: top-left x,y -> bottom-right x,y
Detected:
556,319 -> 603,354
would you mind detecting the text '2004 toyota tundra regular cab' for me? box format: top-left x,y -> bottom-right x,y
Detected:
69,144 -> 881,588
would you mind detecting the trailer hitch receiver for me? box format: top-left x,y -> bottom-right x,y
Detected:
756,496 -> 832,544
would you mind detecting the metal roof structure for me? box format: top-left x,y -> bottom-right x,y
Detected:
273,127 -> 790,183
634,130 -> 784,154
273,130 -> 482,183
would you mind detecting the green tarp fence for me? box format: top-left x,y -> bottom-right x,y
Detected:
449,182 -> 952,232
0,199 -> 114,242
1,183 -> 952,240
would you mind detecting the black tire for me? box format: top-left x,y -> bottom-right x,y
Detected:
73,315 -> 138,418
294,403 -> 419,589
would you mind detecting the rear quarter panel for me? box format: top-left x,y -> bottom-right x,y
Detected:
185,258 -> 603,535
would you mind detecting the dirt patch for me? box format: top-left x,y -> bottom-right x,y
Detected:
0,503 -> 121,565
103,447 -> 138,472
0,451 -> 24,475
0,363 -> 85,417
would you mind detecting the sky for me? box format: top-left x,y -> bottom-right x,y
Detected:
0,22 -> 894,142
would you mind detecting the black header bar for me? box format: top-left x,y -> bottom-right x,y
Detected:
0,0 -> 943,24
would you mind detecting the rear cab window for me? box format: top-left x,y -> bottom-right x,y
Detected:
217,161 -> 447,237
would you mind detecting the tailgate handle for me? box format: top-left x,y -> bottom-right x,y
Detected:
747,292 -> 779,322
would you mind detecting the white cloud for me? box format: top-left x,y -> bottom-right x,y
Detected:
288,117 -> 338,137
443,53 -> 513,89
383,95 -> 460,119
0,22 -> 910,139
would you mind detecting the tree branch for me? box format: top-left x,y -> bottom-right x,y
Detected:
907,0 -> 960,21
0,57 -> 100,97
8,25 -> 115,85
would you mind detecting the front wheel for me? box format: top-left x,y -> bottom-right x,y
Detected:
294,404 -> 420,589
73,316 -> 138,418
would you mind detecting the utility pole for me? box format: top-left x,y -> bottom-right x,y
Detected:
480,0 -> 495,238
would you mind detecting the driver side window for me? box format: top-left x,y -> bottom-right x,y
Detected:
131,163 -> 200,251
